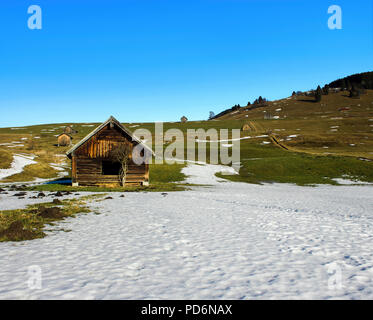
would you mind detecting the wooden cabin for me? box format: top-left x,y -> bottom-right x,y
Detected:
241,123 -> 251,131
66,116 -> 153,187
180,116 -> 188,123
64,126 -> 78,135
58,133 -> 73,146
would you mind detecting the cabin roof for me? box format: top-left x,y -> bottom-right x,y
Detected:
65,116 -> 154,158
58,133 -> 73,138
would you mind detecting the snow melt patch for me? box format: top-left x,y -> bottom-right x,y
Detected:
7,145 -> 24,148
182,163 -> 238,185
49,163 -> 67,172
333,178 -> 372,186
196,136 -> 253,143
0,154 -> 36,180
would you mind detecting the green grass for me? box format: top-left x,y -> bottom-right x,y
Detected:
149,163 -> 186,183
1,92 -> 373,187
25,163 -> 190,192
0,194 -> 105,242
1,162 -> 59,182
217,141 -> 373,186
0,149 -> 13,169
26,183 -> 189,193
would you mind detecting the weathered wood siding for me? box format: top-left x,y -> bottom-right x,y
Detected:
64,126 -> 74,134
58,134 -> 71,146
73,124 -> 148,187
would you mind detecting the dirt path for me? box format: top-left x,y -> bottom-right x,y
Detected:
269,134 -> 289,150
246,120 -> 303,153
246,120 -> 263,134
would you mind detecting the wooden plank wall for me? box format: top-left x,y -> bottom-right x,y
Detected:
58,134 -> 71,146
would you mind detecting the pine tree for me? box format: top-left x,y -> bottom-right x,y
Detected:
349,84 -> 360,98
340,79 -> 346,90
315,86 -> 322,102
346,80 -> 352,91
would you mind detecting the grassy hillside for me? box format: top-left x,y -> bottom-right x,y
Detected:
213,90 -> 373,160
0,89 -> 373,187
0,122 -> 191,190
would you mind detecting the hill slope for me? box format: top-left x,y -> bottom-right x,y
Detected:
212,89 -> 373,160
1,86 -> 373,186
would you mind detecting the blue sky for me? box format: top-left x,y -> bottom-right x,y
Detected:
0,0 -> 372,127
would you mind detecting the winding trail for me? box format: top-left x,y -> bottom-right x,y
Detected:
269,135 -> 289,150
246,120 -> 291,151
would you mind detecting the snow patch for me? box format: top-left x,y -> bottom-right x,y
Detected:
7,145 -> 24,148
0,154 -> 36,180
182,163 -> 238,185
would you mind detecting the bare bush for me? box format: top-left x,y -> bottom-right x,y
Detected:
109,144 -> 132,186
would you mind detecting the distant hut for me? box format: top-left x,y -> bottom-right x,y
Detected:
241,123 -> 251,131
180,116 -> 188,123
64,126 -> 78,135
58,133 -> 73,146
264,112 -> 273,120
66,116 -> 154,187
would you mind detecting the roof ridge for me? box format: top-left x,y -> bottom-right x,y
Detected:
65,116 -> 154,157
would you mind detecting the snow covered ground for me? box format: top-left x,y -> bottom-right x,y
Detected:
0,153 -> 69,185
0,164 -> 373,299
0,154 -> 36,180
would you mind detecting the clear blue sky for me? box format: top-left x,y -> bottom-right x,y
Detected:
0,0 -> 372,127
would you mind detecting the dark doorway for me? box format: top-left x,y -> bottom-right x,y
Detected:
102,161 -> 121,175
